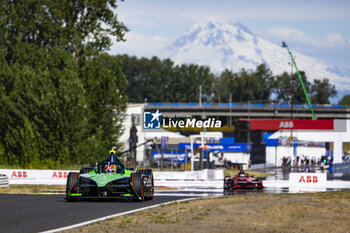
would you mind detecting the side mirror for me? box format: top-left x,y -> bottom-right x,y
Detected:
126,167 -> 134,171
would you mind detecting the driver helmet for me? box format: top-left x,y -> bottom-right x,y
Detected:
110,165 -> 116,173
104,164 -> 117,173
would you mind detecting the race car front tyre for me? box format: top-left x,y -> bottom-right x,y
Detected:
145,174 -> 154,200
140,169 -> 154,200
132,170 -> 154,201
66,172 -> 80,202
224,177 -> 230,190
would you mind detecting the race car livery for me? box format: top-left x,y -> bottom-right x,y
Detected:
65,153 -> 154,201
224,171 -> 263,190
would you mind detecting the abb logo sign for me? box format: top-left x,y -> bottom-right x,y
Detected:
290,173 -> 326,188
11,171 -> 68,178
0,169 -> 78,184
299,176 -> 318,183
52,172 -> 68,178
279,121 -> 294,128
11,171 -> 27,178
249,119 -> 334,130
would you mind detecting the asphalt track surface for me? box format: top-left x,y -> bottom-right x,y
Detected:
0,194 -> 195,233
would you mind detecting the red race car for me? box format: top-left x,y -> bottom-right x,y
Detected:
224,170 -> 263,190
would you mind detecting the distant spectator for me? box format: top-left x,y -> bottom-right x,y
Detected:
329,161 -> 333,174
301,155 -> 305,165
320,161 -> 325,172
219,153 -> 224,162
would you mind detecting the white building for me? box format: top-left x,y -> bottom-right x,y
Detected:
119,104 -> 146,162
267,119 -> 350,165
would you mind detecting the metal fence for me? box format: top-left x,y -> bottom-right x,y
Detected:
333,161 -> 350,174
0,174 -> 9,188
250,163 -> 275,170
145,149 -> 220,171
146,149 -> 190,171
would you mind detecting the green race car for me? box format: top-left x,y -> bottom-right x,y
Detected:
65,151 -> 154,201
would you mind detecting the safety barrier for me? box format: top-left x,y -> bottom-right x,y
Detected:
289,173 -> 327,188
333,161 -> 350,174
0,174 -> 9,188
0,169 -> 223,186
154,169 -> 223,181
154,169 -> 223,189
0,169 -> 77,185
1,169 -> 349,190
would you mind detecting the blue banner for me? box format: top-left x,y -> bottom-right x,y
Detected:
219,137 -> 235,144
178,143 -> 251,152
151,151 -> 187,163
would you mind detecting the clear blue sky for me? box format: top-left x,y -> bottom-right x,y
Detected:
111,0 -> 350,69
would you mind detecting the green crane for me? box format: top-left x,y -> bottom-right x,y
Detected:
282,41 -> 317,120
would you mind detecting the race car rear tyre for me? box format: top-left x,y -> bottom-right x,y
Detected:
135,171 -> 144,201
66,172 -> 80,194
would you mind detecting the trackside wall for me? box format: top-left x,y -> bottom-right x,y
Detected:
0,169 -> 224,185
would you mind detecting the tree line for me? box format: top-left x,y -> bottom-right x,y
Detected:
119,55 -> 339,105
0,0 -> 128,168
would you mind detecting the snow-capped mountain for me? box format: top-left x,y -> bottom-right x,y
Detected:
167,22 -> 350,92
